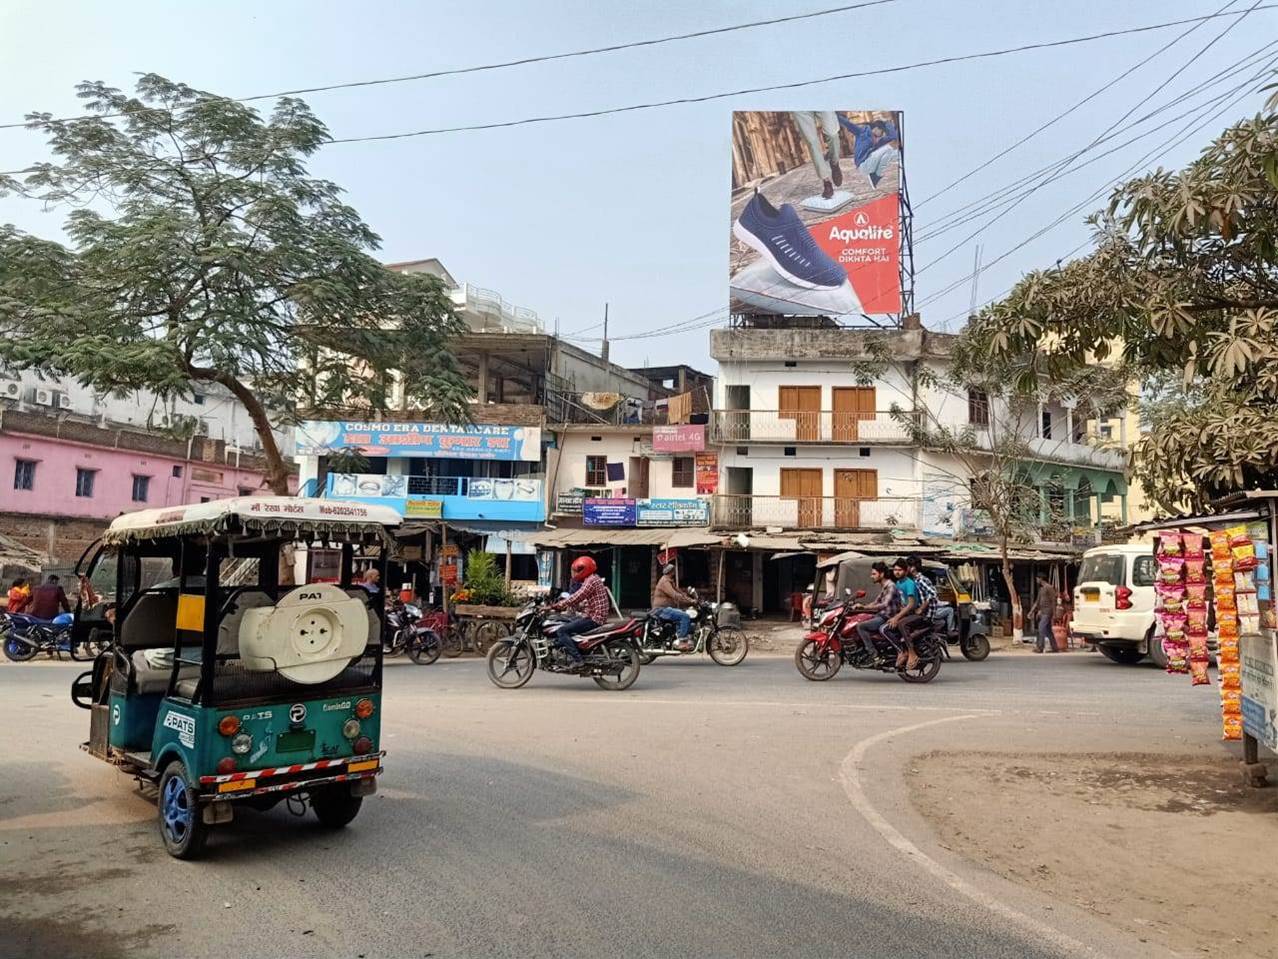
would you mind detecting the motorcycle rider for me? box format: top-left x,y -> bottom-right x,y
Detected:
895,554 -> 938,669
853,562 -> 896,664
651,563 -> 696,651
882,558 -> 920,670
549,556 -> 611,666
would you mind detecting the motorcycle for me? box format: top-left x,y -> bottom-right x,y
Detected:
794,592 -> 944,684
1,611 -> 90,662
637,590 -> 748,666
384,601 -> 442,665
485,597 -> 642,691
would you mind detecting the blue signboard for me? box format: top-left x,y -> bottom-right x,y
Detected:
636,498 -> 710,527
583,498 -> 637,526
297,420 -> 541,461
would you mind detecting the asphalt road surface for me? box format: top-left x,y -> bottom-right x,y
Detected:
0,649 -> 1228,959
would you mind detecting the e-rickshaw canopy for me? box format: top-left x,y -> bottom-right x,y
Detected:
101,497 -> 402,546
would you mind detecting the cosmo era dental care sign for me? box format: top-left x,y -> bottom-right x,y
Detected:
296,421 -> 542,462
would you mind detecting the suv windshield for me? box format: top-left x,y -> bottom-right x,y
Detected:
1079,553 -> 1126,586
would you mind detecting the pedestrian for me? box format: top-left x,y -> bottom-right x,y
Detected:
27,574 -> 70,620
791,110 -> 843,199
7,577 -> 31,613
1029,574 -> 1059,653
650,563 -> 695,651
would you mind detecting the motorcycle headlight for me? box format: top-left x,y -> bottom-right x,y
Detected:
687,609 -> 699,619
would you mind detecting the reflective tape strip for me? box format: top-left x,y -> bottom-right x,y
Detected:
207,768 -> 380,801
199,751 -> 386,784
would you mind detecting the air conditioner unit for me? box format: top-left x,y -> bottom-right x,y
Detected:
0,380 -> 20,400
56,393 -> 73,411
34,388 -> 54,407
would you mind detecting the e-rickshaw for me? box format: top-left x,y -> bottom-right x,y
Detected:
70,497 -> 401,859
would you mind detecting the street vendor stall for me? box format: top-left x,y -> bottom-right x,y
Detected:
1138,491 -> 1278,787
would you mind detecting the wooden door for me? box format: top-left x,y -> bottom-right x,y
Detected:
780,468 -> 823,528
779,386 -> 821,442
834,468 -> 877,528
832,387 -> 875,442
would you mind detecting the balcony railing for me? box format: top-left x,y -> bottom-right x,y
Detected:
711,494 -> 922,531
454,283 -> 543,334
1026,436 -> 1128,471
711,409 -> 916,444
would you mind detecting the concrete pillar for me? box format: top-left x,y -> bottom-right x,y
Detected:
1065,406 -> 1075,445
752,552 -> 764,613
476,351 -> 490,404
1120,493 -> 1129,525
1038,485 -> 1048,524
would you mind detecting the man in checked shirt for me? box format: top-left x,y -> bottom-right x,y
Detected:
550,555 -> 611,665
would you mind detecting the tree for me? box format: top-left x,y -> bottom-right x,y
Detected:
853,340 -> 1126,628
0,75 -> 471,494
967,80 -> 1278,513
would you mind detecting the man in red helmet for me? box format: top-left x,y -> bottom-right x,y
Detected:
550,555 -> 611,665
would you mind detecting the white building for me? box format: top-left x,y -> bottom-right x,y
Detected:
709,319 -> 1130,537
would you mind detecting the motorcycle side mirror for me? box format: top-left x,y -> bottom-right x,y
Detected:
855,589 -> 866,599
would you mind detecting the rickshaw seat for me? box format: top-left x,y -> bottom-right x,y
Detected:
130,649 -> 200,695
120,591 -> 180,649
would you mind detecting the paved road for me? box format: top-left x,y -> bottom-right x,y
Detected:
0,650 -> 1228,958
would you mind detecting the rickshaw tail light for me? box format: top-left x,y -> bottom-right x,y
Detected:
353,736 -> 372,755
218,716 -> 241,736
216,757 -> 237,775
342,719 -> 361,740
354,698 -> 375,719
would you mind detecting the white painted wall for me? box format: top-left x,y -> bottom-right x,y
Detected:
0,371 -> 294,455
552,432 -> 703,501
715,359 -> 914,412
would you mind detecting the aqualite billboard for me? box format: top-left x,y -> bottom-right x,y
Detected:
730,110 -> 903,316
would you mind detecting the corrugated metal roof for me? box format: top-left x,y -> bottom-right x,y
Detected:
530,527 -> 716,548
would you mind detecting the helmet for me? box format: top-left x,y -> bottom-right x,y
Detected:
570,556 -> 597,582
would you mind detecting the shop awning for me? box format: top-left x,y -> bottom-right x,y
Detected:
529,527 -> 717,548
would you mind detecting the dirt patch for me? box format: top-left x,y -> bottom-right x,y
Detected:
909,751 -> 1278,958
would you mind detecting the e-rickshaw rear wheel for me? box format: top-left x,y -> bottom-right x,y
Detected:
158,760 -> 208,860
310,786 -> 363,828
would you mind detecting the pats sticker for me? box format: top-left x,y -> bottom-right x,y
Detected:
162,711 -> 196,748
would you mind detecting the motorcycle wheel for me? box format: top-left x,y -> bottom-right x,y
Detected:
794,638 -> 841,681
2,633 -> 37,663
486,639 -> 535,689
593,640 -> 641,691
409,630 -> 442,665
707,627 -> 748,666
898,641 -> 943,684
440,625 -> 465,658
960,634 -> 991,661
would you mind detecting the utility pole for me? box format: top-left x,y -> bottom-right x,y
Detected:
601,303 -> 610,365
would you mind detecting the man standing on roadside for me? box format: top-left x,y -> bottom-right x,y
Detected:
1029,574 -> 1059,653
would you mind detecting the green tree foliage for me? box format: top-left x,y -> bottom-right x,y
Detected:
0,75 -> 471,494
967,81 -> 1278,513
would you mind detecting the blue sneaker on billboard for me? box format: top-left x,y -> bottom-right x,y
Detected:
732,192 -> 846,290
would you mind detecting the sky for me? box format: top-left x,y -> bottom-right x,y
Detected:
1,0 -> 1274,374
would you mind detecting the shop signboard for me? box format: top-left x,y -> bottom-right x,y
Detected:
297,420 -> 541,461
920,474 -> 961,538
404,499 -> 443,518
583,498 -> 637,527
636,498 -> 710,527
652,424 -> 706,453
695,452 -> 719,494
466,478 -> 541,502
329,473 -> 408,498
730,110 -> 904,316
1241,633 -> 1278,752
556,487 -> 603,515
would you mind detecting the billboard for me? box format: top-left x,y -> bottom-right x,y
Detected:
297,420 -> 541,461
730,110 -> 902,315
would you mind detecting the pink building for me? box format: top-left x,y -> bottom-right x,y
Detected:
0,409 -> 295,566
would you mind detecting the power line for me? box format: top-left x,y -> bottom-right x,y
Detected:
323,8 -> 1278,144
914,0 -> 1240,210
914,0 -> 1261,276
0,1 -> 900,133
914,36 -> 1278,239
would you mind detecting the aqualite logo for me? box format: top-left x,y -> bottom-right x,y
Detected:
829,218 -> 894,242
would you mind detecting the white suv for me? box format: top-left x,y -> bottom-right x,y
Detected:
1070,544 -> 1164,666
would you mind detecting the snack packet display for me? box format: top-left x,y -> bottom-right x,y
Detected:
1247,521 -> 1269,542
1163,639 -> 1190,673
1162,611 -> 1187,640
1182,535 -> 1205,559
1156,583 -> 1186,612
1190,658 -> 1211,685
1233,543 -> 1258,569
1184,557 -> 1207,583
1219,661 -> 1241,689
1185,583 -> 1208,607
1210,529 -> 1232,559
1234,570 -> 1257,593
1217,634 -> 1240,658
1220,688 -> 1242,713
1238,593 -> 1261,616
1228,524 -> 1251,547
1264,608 -> 1277,630
1214,562 -> 1235,585
1186,607 -> 1209,631
1159,557 -> 1186,584
1188,633 -> 1210,659
1241,614 -> 1262,634
1223,714 -> 1243,741
1158,530 -> 1183,555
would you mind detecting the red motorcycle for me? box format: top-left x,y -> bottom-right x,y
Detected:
794,590 -> 944,684
485,597 -> 643,691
